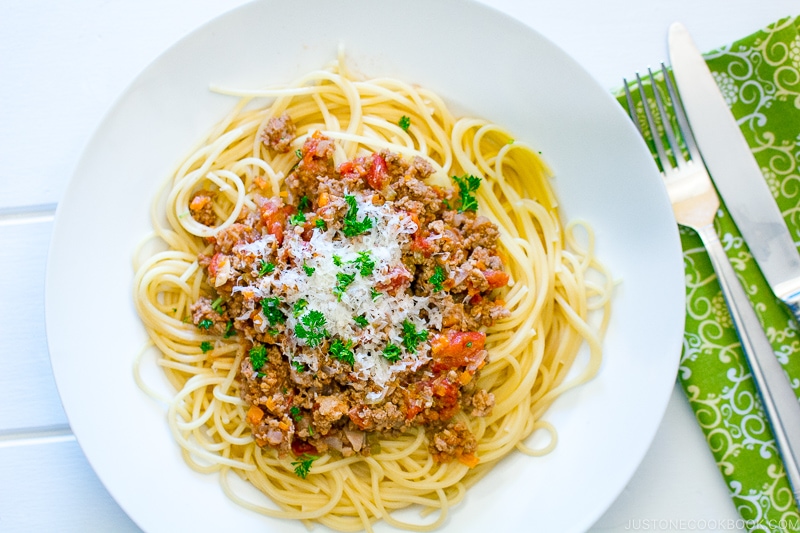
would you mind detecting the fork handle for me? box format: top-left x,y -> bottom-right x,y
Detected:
700,223 -> 800,504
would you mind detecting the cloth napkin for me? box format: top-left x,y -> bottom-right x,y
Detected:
616,16 -> 800,533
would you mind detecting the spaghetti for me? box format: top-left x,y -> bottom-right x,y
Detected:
133,54 -> 612,532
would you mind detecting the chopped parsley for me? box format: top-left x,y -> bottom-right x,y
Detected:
398,115 -> 411,131
353,314 -> 369,328
350,251 -> 375,276
223,320 -> 235,338
258,259 -> 276,276
197,318 -> 213,330
370,287 -> 381,300
289,406 -> 302,422
329,339 -> 355,366
302,262 -> 315,277
291,360 -> 306,373
295,310 -> 328,348
452,174 -> 481,213
293,298 -> 308,317
429,265 -> 446,292
260,297 -> 285,326
401,320 -> 428,353
200,341 -> 213,353
332,255 -> 343,267
249,344 -> 267,371
210,297 -> 224,314
289,212 -> 306,225
383,343 -> 402,363
342,194 -> 373,238
315,218 -> 327,230
298,196 -> 311,211
291,454 -> 318,479
334,271 -> 356,300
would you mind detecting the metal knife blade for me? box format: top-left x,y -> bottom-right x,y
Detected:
668,22 -> 800,322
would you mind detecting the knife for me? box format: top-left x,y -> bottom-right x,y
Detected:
669,21 -> 800,507
668,22 -> 800,323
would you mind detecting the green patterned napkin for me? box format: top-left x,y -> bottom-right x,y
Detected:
617,16 -> 800,532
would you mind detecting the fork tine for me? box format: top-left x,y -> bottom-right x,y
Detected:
622,78 -> 642,138
634,72 -> 671,174
648,67 -> 687,171
661,62 -> 704,165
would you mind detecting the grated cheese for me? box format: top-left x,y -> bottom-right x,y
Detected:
233,192 -> 442,396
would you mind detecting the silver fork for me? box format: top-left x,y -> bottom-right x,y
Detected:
625,66 -> 800,503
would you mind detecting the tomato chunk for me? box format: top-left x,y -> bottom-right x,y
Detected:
430,331 -> 486,373
483,269 -> 509,289
366,153 -> 388,190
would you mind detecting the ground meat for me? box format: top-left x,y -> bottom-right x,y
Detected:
430,422 -> 478,463
189,190 -> 216,226
261,113 -> 297,153
470,389 -> 495,417
192,129 -> 511,466
189,296 -> 229,336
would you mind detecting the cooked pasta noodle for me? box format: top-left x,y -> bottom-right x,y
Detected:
133,53 -> 611,532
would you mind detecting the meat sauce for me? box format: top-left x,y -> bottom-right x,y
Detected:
190,117 -> 510,466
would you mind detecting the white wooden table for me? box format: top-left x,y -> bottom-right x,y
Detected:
3,0 -> 796,530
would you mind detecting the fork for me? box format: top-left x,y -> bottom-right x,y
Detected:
624,66 -> 800,503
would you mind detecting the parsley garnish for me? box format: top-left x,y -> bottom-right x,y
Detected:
302,262 -> 315,276
249,345 -> 267,371
383,343 -> 402,363
401,320 -> 428,353
200,341 -> 213,353
350,251 -> 375,276
354,314 -> 369,328
289,212 -> 306,225
329,339 -> 355,366
342,194 -> 373,237
289,406 -> 302,422
315,218 -> 327,230
198,318 -> 213,330
334,271 -> 356,300
295,310 -> 328,348
298,196 -> 311,211
293,299 -> 308,317
398,115 -> 411,131
211,297 -> 224,314
452,174 -> 481,213
429,265 -> 446,292
223,320 -> 235,338
291,454 -> 318,479
291,360 -> 306,373
370,287 -> 381,300
332,255 -> 342,267
258,259 -> 275,276
260,297 -> 285,326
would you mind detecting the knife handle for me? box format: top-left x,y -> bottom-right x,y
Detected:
700,223 -> 800,505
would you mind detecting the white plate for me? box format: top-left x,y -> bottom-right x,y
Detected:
45,0 -> 684,531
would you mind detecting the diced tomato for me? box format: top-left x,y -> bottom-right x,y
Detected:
348,406 -> 371,430
431,377 -> 460,421
338,158 -> 367,180
375,266 -> 412,295
258,197 -> 287,244
430,331 -> 486,373
366,153 -> 388,190
483,269 -> 509,289
291,439 -> 318,457
206,252 -> 230,282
